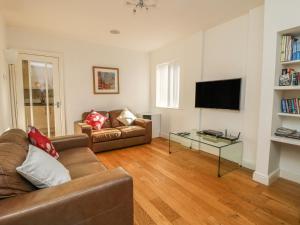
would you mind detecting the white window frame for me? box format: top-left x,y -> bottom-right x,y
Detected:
156,60 -> 180,109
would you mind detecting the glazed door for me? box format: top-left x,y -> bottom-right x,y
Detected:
16,54 -> 64,137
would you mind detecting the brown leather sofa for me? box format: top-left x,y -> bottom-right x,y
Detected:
75,109 -> 152,153
0,129 -> 133,225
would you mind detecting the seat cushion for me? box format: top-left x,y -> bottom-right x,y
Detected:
0,143 -> 36,198
58,147 -> 98,166
117,126 -> 146,138
92,128 -> 122,143
65,162 -> 107,179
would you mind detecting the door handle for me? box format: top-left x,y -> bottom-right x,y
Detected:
56,101 -> 60,108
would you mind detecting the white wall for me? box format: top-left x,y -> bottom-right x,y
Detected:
255,0 -> 300,185
202,7 -> 264,169
149,7 -> 264,170
149,32 -> 203,139
0,14 -> 11,132
7,27 -> 150,134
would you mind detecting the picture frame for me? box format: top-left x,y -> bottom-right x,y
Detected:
93,66 -> 120,94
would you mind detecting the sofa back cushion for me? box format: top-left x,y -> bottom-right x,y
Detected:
109,110 -> 124,128
0,143 -> 36,198
82,111 -> 111,128
0,129 -> 29,151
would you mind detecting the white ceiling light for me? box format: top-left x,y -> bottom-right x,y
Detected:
110,29 -> 121,35
126,0 -> 157,14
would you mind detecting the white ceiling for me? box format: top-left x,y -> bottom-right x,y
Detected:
0,0 -> 263,52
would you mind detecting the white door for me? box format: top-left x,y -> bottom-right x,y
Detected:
16,53 -> 65,137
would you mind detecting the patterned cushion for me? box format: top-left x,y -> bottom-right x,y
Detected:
117,126 -> 146,138
82,111 -> 111,128
0,143 -> 36,198
28,126 -> 59,159
92,128 -> 122,143
85,110 -> 108,130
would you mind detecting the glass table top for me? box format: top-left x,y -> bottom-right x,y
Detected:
170,129 -> 241,148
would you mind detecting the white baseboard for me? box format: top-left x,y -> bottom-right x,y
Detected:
280,169 -> 300,184
253,168 -> 280,186
242,160 -> 255,170
160,132 -> 169,139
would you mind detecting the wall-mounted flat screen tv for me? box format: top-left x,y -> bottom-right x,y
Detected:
195,78 -> 241,110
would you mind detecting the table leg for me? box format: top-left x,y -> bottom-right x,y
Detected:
218,148 -> 221,177
169,132 -> 171,154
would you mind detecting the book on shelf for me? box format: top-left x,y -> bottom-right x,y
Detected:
281,98 -> 300,114
280,35 -> 300,62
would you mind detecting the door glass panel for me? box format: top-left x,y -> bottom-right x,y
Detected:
22,60 -> 55,137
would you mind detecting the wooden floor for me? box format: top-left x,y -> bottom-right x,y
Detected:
97,138 -> 300,225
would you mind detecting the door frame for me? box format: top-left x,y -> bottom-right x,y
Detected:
16,49 -> 66,136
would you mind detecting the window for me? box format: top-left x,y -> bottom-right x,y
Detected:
156,61 -> 180,108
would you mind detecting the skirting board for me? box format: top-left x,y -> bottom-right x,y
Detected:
253,169 -> 280,186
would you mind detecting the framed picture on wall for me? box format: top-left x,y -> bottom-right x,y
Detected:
93,66 -> 120,94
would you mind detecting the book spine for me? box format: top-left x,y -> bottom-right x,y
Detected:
288,99 -> 293,113
297,39 -> 300,60
285,36 -> 289,61
281,99 -> 285,113
281,36 -> 286,62
294,98 -> 299,114
289,36 -> 293,61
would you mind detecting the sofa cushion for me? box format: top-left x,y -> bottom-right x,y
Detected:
28,126 -> 59,159
92,128 -> 122,143
65,162 -> 107,179
85,110 -> 108,130
109,110 -> 124,128
16,145 -> 71,189
58,147 -> 99,166
117,108 -> 137,126
0,129 -> 29,151
117,126 -> 146,139
0,143 -> 36,198
82,111 -> 111,128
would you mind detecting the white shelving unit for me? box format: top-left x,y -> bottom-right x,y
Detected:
277,112 -> 300,118
274,86 -> 300,91
271,30 -> 300,147
271,136 -> 300,146
281,59 -> 300,65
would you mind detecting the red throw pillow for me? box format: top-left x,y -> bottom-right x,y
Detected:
27,126 -> 59,159
85,110 -> 107,130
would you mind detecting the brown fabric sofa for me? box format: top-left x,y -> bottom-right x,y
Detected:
75,109 -> 152,153
0,129 -> 133,225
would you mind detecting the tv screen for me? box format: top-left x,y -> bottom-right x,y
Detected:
195,78 -> 241,110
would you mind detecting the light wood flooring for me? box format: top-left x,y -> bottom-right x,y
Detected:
97,138 -> 300,225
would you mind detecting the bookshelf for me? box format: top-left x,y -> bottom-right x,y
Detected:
281,59 -> 300,65
277,112 -> 300,118
274,86 -> 300,90
271,29 -> 300,147
271,136 -> 300,147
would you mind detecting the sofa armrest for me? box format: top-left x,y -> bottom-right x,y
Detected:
134,118 -> 152,143
50,134 -> 89,152
74,121 -> 92,147
0,168 -> 133,225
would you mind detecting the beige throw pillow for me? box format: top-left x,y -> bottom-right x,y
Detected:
117,108 -> 137,126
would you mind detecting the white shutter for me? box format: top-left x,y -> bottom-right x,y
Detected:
156,61 -> 180,108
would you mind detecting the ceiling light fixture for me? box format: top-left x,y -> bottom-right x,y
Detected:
110,29 -> 121,35
126,0 -> 156,14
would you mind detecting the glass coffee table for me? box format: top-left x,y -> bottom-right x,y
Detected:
169,130 -> 243,177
